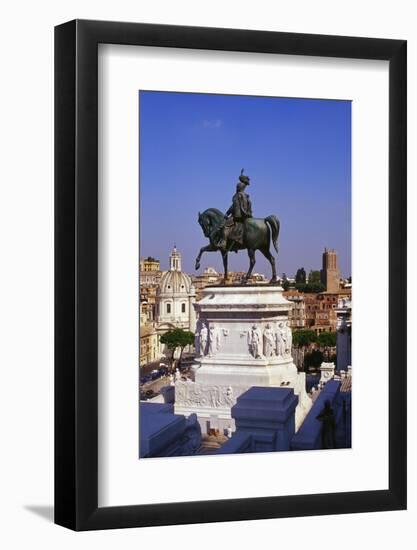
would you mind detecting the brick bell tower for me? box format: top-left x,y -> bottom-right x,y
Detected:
320,248 -> 340,292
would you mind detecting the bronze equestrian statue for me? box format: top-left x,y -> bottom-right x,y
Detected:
195,170 -> 280,284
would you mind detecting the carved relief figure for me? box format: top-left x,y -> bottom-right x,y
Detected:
175,381 -> 248,409
225,385 -> 234,406
248,324 -> 263,358
208,324 -> 220,356
275,322 -> 285,357
209,385 -> 221,407
263,323 -> 275,357
281,322 -> 288,355
285,321 -> 293,355
199,322 -> 208,356
194,319 -> 202,356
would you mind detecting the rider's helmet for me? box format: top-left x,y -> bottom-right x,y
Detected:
239,168 -> 250,186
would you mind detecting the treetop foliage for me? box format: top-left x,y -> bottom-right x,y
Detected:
160,328 -> 195,350
308,270 -> 321,284
292,329 -> 336,348
292,329 -> 318,348
317,331 -> 337,347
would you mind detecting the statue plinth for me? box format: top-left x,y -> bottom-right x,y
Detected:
174,285 -> 312,433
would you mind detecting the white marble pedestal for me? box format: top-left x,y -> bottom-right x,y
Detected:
174,285 -> 312,433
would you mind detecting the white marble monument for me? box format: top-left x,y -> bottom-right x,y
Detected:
175,285 -> 312,432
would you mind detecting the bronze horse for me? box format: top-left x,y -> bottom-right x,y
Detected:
195,208 -> 280,284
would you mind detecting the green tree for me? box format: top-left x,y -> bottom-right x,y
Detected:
308,282 -> 326,293
281,273 -> 290,291
292,329 -> 318,371
317,331 -> 337,360
317,331 -> 337,348
294,282 -> 306,292
295,277 -> 325,293
308,270 -> 321,284
293,329 -> 318,348
295,267 -> 306,284
160,328 -> 195,369
282,279 -> 290,291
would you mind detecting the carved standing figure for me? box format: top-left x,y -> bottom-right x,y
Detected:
263,323 -> 275,357
225,386 -> 234,406
194,320 -> 201,356
248,324 -> 263,358
285,321 -> 293,355
199,322 -> 208,356
275,322 -> 285,357
208,324 -> 220,356
281,322 -> 288,354
209,385 -> 221,407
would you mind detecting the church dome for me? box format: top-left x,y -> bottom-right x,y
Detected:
159,269 -> 192,295
156,246 -> 196,333
157,245 -> 192,296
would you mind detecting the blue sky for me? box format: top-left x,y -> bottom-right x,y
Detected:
139,91 -> 351,278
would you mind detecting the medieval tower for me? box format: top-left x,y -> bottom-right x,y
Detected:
320,248 -> 340,292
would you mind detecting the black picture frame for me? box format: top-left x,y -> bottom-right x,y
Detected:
55,19 -> 407,531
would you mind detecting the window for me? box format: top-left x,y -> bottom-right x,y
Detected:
181,303 -> 186,313
166,303 -> 171,314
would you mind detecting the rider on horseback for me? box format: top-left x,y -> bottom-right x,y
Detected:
216,169 -> 253,250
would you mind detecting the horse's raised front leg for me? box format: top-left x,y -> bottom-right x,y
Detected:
242,249 -> 256,284
221,251 -> 228,284
195,244 -> 217,271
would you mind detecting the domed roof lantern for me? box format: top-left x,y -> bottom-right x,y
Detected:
169,244 -> 181,271
156,244 -> 192,302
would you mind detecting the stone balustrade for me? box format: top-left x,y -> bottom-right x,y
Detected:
290,379 -> 341,451
139,402 -> 201,458
140,381 -> 351,457
217,386 -> 298,454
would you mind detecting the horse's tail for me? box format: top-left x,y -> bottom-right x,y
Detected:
265,215 -> 280,254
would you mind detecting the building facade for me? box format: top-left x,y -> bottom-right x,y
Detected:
305,292 -> 338,333
140,256 -> 160,272
192,267 -> 222,299
140,257 -> 162,287
285,289 -> 351,334
283,290 -> 306,328
139,309 -> 160,366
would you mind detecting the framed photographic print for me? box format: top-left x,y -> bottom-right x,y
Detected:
55,20 -> 407,530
